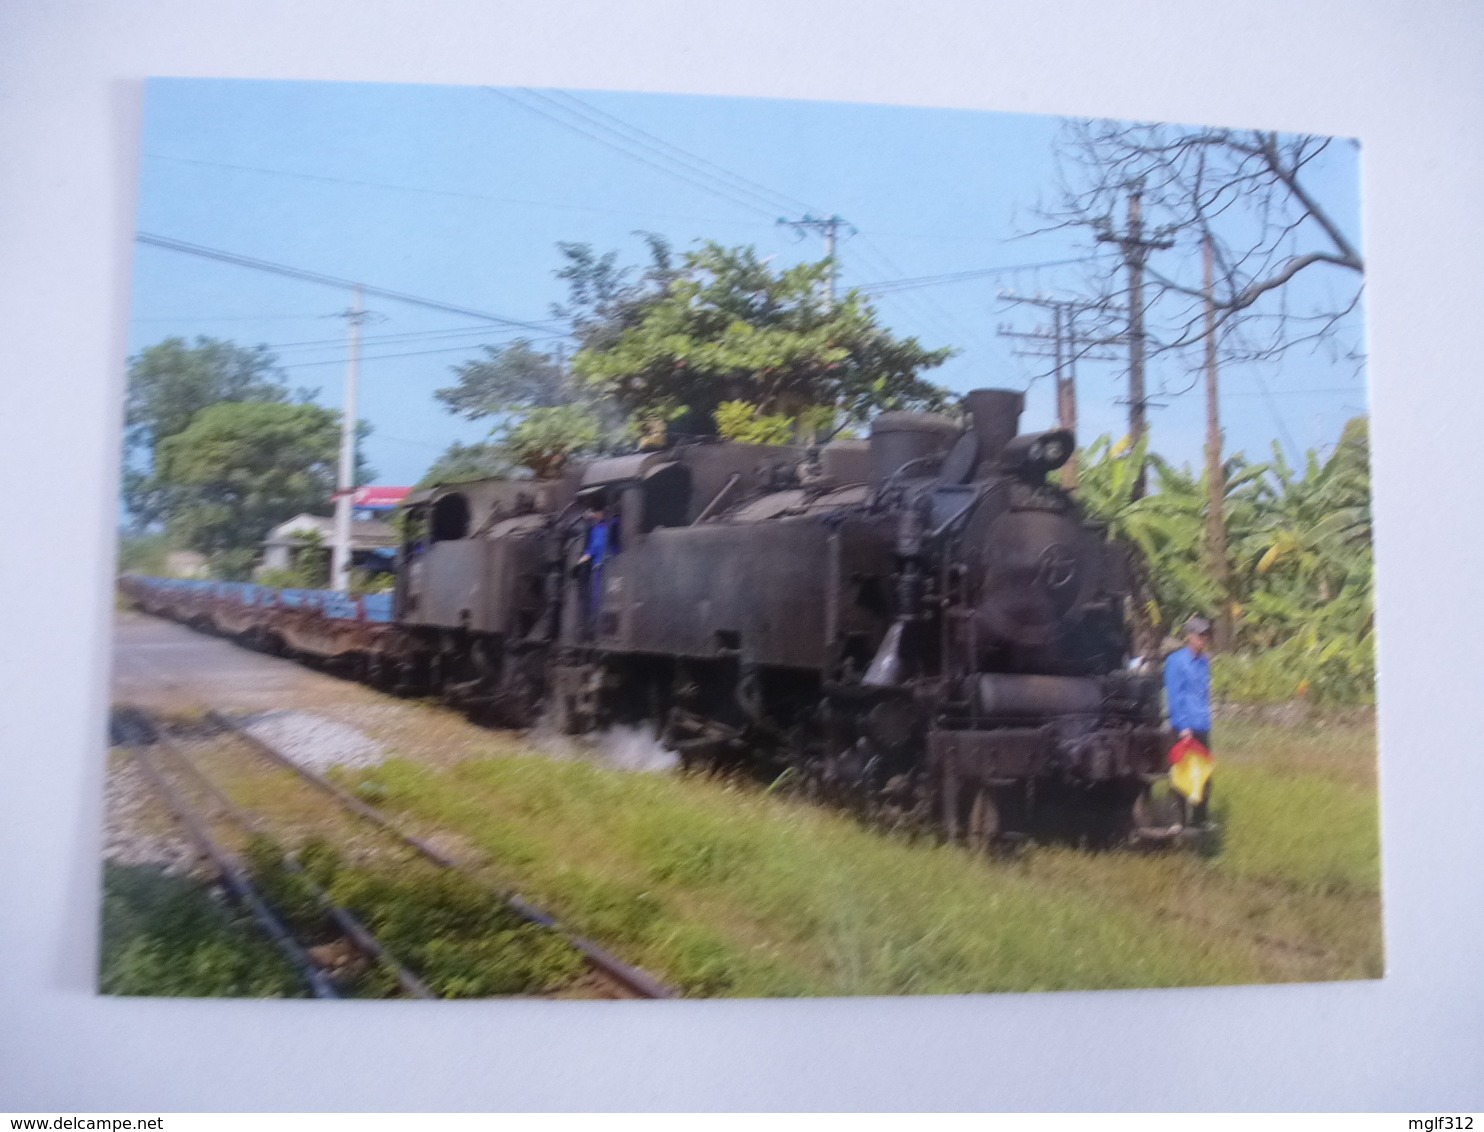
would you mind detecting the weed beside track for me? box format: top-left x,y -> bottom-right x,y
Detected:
101,699 -> 1381,998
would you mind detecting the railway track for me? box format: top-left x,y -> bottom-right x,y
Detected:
111,701 -> 674,1000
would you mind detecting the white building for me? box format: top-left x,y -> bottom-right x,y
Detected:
260,513 -> 397,574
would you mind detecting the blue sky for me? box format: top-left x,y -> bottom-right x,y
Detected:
128,78 -> 1368,488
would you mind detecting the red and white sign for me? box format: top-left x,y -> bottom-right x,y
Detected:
351,486 -> 411,509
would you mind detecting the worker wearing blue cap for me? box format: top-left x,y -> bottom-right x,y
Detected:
1164,615 -> 1214,823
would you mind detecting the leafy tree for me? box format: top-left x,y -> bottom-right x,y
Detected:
116,532 -> 173,576
572,243 -> 953,435
123,337 -> 293,526
714,401 -> 842,445
431,238 -> 681,476
496,404 -> 603,479
1078,419 -> 1375,704
552,233 -> 679,353
714,401 -> 799,446
434,339 -> 570,421
256,528 -> 331,589
154,401 -> 343,576
418,441 -> 516,486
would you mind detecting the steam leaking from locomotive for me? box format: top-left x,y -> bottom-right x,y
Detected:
125,388 -> 1172,843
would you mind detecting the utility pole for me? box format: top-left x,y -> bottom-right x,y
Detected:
1203,234 -> 1232,652
1097,184 -> 1173,498
777,214 -> 852,304
331,284 -> 365,593
997,292 -> 1125,488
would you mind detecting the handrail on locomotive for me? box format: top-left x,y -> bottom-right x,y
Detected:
122,387 -> 1174,843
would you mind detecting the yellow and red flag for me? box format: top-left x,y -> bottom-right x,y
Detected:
1168,736 -> 1215,805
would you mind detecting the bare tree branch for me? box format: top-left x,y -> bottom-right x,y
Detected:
1039,118 -> 1365,371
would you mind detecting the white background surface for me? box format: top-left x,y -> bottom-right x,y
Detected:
2,0 -> 1481,1112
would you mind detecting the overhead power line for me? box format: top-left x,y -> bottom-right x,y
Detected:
131,313 -> 331,324
135,232 -> 568,336
262,322 -> 521,354
849,234 -> 995,355
275,333 -> 569,371
855,257 -> 1094,295
539,89 -> 820,217
142,153 -> 759,228
489,89 -> 785,223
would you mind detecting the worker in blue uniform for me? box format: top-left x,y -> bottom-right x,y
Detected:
577,501 -> 612,637
1163,614 -> 1214,823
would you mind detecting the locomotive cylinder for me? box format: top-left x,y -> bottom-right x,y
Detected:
975,674 -> 1102,718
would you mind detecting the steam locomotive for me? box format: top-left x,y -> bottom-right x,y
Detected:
126,387 -> 1171,843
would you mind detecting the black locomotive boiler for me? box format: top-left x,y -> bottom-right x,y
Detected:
392,387 -> 1170,842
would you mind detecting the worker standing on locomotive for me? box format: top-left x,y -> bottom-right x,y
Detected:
576,497 -> 613,637
1164,615 -> 1215,825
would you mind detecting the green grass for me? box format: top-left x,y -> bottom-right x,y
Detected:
99,863 -> 305,997
103,715 -> 1382,998
337,721 -> 1382,997
244,837 -> 585,998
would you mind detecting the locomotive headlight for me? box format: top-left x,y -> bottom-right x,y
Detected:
1000,428 -> 1075,476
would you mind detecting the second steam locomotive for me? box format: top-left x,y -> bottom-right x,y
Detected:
126,387 -> 1172,843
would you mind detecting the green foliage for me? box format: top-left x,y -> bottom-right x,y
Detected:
126,337 -> 290,452
433,340 -> 613,479
116,532 -> 173,576
430,240 -> 682,475
255,528 -> 331,590
553,233 -> 679,353
122,336 -> 376,572
714,400 -> 799,445
495,403 -> 604,479
1212,724 -> 1381,899
208,548 -> 261,582
1077,418 -> 1374,704
155,401 -> 342,571
571,242 -> 952,434
350,569 -> 397,595
246,837 -> 584,998
418,440 -> 515,486
122,337 -> 293,528
98,864 -> 304,997
1212,632 -> 1375,707
338,722 -> 1380,995
714,400 -> 841,445
435,339 -> 569,420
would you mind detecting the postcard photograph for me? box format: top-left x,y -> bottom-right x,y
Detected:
103,77 -> 1379,1000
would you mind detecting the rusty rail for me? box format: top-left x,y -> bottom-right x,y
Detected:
121,727 -> 340,1000
207,710 -> 676,1000
144,715 -> 435,1000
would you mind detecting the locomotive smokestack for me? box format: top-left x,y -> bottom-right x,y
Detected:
964,389 -> 1024,468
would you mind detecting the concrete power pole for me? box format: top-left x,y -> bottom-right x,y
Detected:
1203,234 -> 1232,651
777,213 -> 851,304
1097,185 -> 1172,498
997,292 -> 1125,488
331,283 -> 365,593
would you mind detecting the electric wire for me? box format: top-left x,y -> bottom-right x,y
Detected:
143,152 -> 761,228
273,334 -> 570,370
531,89 -> 821,217
855,257 -> 1094,294
487,89 -> 782,223
850,235 -> 995,355
135,232 -> 572,336
261,322 -> 547,354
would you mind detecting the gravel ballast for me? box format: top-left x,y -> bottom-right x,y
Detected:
237,709 -> 386,772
